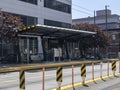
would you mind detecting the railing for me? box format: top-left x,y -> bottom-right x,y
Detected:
0,59 -> 120,90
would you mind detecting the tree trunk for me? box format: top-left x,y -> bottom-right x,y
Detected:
13,43 -> 20,63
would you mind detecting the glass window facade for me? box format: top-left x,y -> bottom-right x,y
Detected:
27,16 -> 38,26
44,19 -> 71,28
44,0 -> 71,14
11,13 -> 38,26
0,43 -> 14,57
19,0 -> 38,5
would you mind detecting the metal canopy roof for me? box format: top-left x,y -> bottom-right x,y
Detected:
19,24 -> 96,40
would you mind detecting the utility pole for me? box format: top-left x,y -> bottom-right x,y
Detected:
105,5 -> 109,58
94,10 -> 100,59
105,5 -> 108,33
94,10 -> 96,25
93,10 -> 97,58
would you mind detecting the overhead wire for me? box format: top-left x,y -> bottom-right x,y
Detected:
64,0 -> 94,16
72,8 -> 93,16
72,3 -> 93,13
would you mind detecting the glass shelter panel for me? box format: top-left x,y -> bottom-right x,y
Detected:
19,37 -> 38,63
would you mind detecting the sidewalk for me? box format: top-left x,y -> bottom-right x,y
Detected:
72,76 -> 120,90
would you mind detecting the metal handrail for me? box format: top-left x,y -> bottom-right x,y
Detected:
0,59 -> 118,73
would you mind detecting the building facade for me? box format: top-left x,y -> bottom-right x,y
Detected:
107,28 -> 120,58
73,9 -> 120,30
0,0 -> 72,28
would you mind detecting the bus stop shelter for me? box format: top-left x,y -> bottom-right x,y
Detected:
18,24 -> 96,63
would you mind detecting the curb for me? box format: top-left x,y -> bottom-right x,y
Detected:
53,73 -> 120,90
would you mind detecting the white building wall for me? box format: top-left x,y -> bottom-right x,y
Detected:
0,0 -> 72,25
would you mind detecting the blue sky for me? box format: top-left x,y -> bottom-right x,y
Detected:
72,0 -> 120,19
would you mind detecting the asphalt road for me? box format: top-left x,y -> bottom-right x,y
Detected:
0,62 -> 119,90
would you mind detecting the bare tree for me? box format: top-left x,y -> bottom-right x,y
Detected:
0,10 -> 25,63
72,23 -> 109,59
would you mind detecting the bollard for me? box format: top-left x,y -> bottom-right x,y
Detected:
112,61 -> 116,76
100,62 -> 103,78
107,61 -> 109,76
92,63 -> 94,80
19,70 -> 25,90
42,67 -> 45,90
56,67 -> 62,90
81,64 -> 86,85
72,65 -> 74,85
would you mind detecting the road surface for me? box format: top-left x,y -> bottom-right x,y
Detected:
0,62 -> 119,90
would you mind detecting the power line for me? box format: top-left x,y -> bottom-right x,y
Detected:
64,0 -> 93,13
64,0 -> 94,15
73,3 -> 93,13
72,8 -> 93,16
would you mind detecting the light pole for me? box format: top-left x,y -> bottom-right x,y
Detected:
105,5 -> 109,58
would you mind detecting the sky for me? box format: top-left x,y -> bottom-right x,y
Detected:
72,0 -> 120,19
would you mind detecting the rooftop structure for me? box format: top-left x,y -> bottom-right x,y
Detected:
73,9 -> 120,30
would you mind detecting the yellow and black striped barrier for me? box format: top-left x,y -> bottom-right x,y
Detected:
56,67 -> 62,89
112,61 -> 116,76
112,61 -> 116,71
56,67 -> 62,82
19,70 -> 25,90
19,25 -> 35,32
81,64 -> 86,77
81,64 -> 86,84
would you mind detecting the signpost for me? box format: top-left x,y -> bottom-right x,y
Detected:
54,48 -> 62,62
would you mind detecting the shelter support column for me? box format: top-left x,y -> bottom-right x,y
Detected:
27,38 -> 30,63
38,36 -> 43,59
41,37 -> 46,61
64,40 -> 69,60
